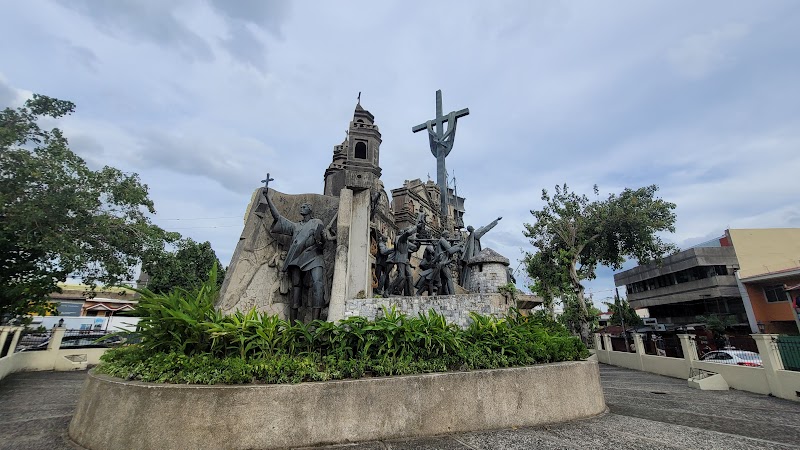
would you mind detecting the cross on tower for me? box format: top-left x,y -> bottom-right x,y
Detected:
412,90 -> 469,230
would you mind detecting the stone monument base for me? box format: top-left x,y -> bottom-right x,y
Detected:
68,361 -> 606,450
343,293 -> 511,328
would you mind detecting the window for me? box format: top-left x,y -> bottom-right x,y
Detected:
56,301 -> 83,317
764,285 -> 787,303
675,270 -> 689,283
354,141 -> 367,159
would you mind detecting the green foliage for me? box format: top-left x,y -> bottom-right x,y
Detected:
142,238 -> 225,294
130,264 -> 222,355
603,298 -> 643,328
524,183 -> 676,342
97,273 -> 588,384
697,314 -> 737,337
523,250 -> 571,310
0,94 -> 177,321
558,294 -> 601,335
497,282 -> 519,301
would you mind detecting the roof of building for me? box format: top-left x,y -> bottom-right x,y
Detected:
468,248 -> 509,266
739,266 -> 800,283
84,298 -> 139,305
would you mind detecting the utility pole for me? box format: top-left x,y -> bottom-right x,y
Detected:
616,287 -> 629,352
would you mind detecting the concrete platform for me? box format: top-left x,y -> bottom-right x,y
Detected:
1,364 -> 799,449
68,361 -> 605,450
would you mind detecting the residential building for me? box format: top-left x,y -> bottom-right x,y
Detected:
728,228 -> 800,334
49,284 -> 138,317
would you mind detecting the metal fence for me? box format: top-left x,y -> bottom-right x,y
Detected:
643,338 -> 657,355
661,336 -> 684,358
693,335 -> 762,367
776,335 -> 800,372
600,331 -> 800,372
59,329 -> 126,349
15,329 -> 125,352
14,330 -> 53,352
609,336 -> 634,353
695,335 -> 759,355
707,335 -> 758,353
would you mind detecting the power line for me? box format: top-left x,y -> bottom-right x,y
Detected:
156,216 -> 241,221
168,225 -> 242,230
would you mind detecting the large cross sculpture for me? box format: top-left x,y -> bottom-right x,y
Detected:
412,90 -> 469,229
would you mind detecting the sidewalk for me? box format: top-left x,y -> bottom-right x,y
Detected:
1,364 -> 798,449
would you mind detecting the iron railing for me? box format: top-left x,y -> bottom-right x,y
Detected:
609,336 -> 634,353
776,335 -> 800,372
693,335 -> 762,367
59,329 -> 127,349
14,330 -> 53,352
15,329 -> 127,352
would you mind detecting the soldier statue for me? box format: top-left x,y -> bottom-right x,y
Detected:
374,233 -> 393,296
391,221 -> 423,296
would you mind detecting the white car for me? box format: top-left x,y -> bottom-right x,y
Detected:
699,349 -> 762,367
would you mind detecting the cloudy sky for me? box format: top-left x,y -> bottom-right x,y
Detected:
2,0 -> 799,307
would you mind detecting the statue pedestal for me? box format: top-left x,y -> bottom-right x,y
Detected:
342,293 -> 512,329
328,188 -> 372,322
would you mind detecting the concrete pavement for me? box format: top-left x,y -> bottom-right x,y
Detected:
1,364 -> 798,449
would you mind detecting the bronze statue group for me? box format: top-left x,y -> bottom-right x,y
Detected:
374,213 -> 502,298
263,187 -> 501,323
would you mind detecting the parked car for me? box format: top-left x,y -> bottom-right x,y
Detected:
699,349 -> 762,367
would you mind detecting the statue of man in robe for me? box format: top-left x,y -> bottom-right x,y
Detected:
264,190 -> 326,322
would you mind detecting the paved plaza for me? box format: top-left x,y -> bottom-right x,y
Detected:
1,364 -> 798,449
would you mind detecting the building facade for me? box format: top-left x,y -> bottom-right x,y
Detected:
49,284 -> 138,317
614,228 -> 800,334
728,228 -> 800,334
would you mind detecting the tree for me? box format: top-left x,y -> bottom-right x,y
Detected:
142,238 -> 225,294
0,94 -> 177,321
603,297 -> 643,328
524,184 -> 676,343
524,249 -> 571,317
558,293 -> 601,336
696,314 -> 737,338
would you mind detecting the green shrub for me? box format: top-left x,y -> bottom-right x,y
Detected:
98,271 -> 588,385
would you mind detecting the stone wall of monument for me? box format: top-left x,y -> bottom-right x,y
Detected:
342,293 -> 512,329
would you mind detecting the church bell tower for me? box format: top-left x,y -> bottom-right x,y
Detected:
323,100 -> 383,196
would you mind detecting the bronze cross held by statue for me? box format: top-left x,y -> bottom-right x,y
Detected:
412,90 -> 469,229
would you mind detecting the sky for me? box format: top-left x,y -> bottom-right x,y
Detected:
2,0 -> 799,308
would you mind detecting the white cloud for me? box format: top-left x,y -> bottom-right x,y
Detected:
1,0 -> 798,298
667,23 -> 749,79
0,74 -> 33,108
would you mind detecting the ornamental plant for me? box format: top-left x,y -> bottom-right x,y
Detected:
97,266 -> 588,384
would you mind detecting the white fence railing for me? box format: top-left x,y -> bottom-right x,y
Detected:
0,326 -> 108,381
594,332 -> 800,402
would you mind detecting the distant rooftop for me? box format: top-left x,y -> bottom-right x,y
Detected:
687,235 -> 726,249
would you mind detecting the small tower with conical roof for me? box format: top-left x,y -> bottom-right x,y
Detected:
323,100 -> 383,196
466,248 -> 510,294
